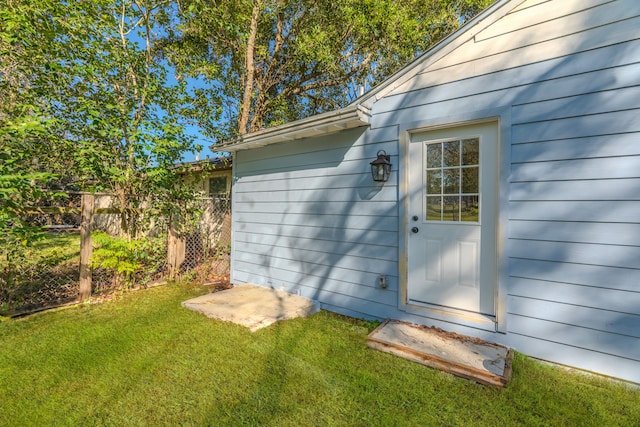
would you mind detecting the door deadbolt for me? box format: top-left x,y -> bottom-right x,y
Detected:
412,215 -> 419,221
411,227 -> 419,233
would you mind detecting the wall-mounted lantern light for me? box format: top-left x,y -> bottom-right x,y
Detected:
370,150 -> 392,182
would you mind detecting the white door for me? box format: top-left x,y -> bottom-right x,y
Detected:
407,121 -> 498,316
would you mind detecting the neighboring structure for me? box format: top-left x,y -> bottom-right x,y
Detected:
186,157 -> 233,257
167,156 -> 233,276
93,156 -> 232,238
176,156 -> 233,199
221,0 -> 640,383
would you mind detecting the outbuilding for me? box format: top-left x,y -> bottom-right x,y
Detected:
221,0 -> 640,383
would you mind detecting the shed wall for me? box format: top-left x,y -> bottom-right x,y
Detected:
230,0 -> 640,383
373,0 -> 640,382
232,126 -> 402,320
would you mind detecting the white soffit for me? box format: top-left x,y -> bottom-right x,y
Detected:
220,104 -> 371,152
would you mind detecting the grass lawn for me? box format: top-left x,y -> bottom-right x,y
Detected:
1,282 -> 638,426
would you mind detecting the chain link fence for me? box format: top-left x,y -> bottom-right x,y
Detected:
0,193 -> 83,315
24,192 -> 83,230
0,191 -> 231,316
169,195 -> 231,284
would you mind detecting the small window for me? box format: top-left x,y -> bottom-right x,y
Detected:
424,138 -> 479,222
208,177 -> 227,197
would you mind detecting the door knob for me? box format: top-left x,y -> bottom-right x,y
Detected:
411,227 -> 419,234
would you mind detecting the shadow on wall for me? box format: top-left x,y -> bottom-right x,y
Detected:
233,125 -> 401,319
371,2 -> 640,380
233,2 -> 640,382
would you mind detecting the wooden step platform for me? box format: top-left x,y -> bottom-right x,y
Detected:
368,320 -> 513,388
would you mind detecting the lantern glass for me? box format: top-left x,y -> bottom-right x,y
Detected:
370,150 -> 392,182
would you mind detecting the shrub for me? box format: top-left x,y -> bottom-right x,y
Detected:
91,232 -> 166,289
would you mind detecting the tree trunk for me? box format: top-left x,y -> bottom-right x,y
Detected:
238,1 -> 260,135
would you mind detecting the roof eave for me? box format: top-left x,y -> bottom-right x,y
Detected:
219,104 -> 371,152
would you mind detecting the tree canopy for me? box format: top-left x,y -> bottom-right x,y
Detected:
1,0 -> 492,241
167,0 -> 493,138
1,0 -> 209,237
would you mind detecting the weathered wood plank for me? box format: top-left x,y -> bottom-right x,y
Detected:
21,207 -> 82,215
22,206 -> 144,215
368,320 -> 513,387
93,207 -> 144,215
167,226 -> 185,280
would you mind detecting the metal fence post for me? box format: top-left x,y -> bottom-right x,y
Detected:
79,193 -> 94,301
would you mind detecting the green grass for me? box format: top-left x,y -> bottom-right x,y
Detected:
1,282 -> 638,426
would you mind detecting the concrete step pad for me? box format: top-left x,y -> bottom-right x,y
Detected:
368,319 -> 513,387
182,283 -> 319,332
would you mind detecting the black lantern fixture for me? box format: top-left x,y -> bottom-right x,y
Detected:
370,150 -> 392,182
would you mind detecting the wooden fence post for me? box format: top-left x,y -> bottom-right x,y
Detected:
167,225 -> 185,280
79,193 -> 94,301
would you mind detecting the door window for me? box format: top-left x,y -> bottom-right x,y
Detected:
424,138 -> 479,222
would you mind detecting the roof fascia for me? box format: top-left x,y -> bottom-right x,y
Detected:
220,104 -> 371,152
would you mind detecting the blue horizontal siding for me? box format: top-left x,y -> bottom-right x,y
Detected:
510,200 -> 640,223
230,0 -> 640,383
511,133 -> 640,162
231,122 -> 400,321
374,0 -> 640,382
509,258 -> 638,293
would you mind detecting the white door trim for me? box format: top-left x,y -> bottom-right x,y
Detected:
398,112 -> 511,333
